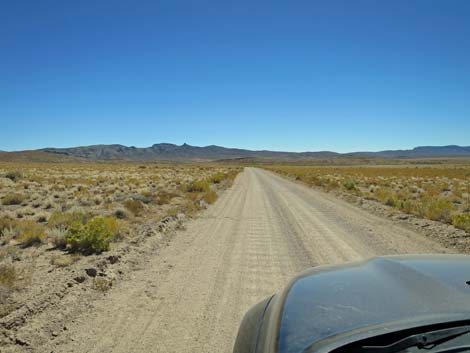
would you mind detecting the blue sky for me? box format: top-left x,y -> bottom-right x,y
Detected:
1,0 -> 469,152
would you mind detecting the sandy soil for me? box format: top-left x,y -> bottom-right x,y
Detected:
5,168 -> 453,353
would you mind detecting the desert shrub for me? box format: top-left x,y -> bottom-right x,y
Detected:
17,220 -> 46,247
124,199 -> 144,216
422,198 -> 455,223
0,216 -> 16,236
324,179 -> 340,191
209,172 -> 225,184
374,188 -> 398,207
399,200 -> 417,214
452,213 -> 470,232
114,208 -> 129,219
0,264 -> 18,290
4,171 -> 22,182
47,226 -> 68,249
343,180 -> 356,191
132,193 -> 153,204
167,207 -> 179,217
186,180 -> 210,193
464,198 -> 470,212
203,190 -> 218,204
2,193 -> 26,205
36,214 -> 48,223
156,191 -> 179,205
310,176 -> 324,187
93,277 -> 112,292
67,216 -> 121,254
48,211 -> 90,229
50,254 -> 79,267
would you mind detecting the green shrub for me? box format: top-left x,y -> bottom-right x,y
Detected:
2,193 -> 26,205
186,180 -> 210,193
452,213 -> 470,232
17,220 -> 46,247
343,180 -> 356,191
124,199 -> 144,216
67,217 -> 120,254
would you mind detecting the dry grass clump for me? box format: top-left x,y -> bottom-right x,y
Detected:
17,220 -> 46,247
48,210 -> 90,228
0,264 -> 18,289
0,216 -> 16,236
203,190 -> 218,204
50,253 -> 80,267
124,199 -> 144,216
4,171 -> 22,182
93,277 -> 112,292
2,193 -> 26,205
209,172 -> 226,184
156,191 -> 179,205
268,164 -> 470,231
47,226 -> 68,249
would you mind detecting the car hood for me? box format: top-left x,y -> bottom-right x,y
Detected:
278,254 -> 470,353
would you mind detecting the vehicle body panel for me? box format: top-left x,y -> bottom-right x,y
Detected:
234,254 -> 470,353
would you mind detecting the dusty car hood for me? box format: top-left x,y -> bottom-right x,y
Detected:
278,254 -> 470,353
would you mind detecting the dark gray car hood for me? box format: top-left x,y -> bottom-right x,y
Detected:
278,255 -> 470,353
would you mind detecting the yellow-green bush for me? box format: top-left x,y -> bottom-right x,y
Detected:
17,220 -> 46,247
452,213 -> 470,232
186,180 -> 210,193
374,188 -> 399,207
2,193 -> 26,205
67,216 -> 120,254
422,198 -> 455,223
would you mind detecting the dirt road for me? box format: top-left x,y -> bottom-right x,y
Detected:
46,168 -> 447,353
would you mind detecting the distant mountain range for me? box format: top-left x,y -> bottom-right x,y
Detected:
24,143 -> 470,161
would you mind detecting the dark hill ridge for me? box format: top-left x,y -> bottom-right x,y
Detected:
33,143 -> 470,161
39,143 -> 340,161
347,145 -> 470,158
